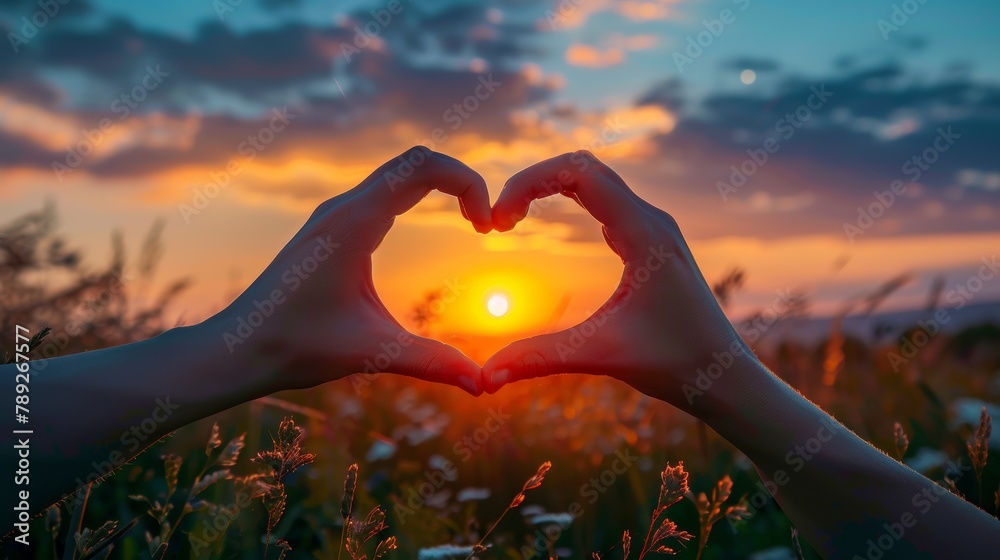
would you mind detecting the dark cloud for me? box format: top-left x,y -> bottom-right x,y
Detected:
0,130 -> 57,167
36,18 -> 348,94
0,0 -> 555,180
633,60 -> 1000,240
721,57 -> 780,73
0,0 -> 91,17
637,77 -> 684,112
258,0 -> 301,11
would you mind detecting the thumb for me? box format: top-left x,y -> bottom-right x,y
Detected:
482,330 -> 607,394
383,332 -> 484,396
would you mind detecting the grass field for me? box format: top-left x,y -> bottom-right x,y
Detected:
3,207 -> 997,559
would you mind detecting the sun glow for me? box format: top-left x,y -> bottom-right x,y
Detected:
487,293 -> 509,317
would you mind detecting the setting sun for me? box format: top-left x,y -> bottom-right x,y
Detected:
487,293 -> 509,317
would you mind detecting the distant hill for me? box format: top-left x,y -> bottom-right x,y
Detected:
749,299 -> 1000,349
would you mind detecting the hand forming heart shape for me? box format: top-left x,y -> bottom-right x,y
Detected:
219,146 -> 743,415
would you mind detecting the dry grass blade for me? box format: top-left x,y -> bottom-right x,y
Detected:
252,417 -> 317,483
659,462 -> 689,510
162,454 -> 183,498
969,407 -> 992,477
373,536 -> 398,559
263,485 -> 287,534
275,539 -> 292,560
968,406 -> 992,506
346,506 -> 392,560
74,520 -> 119,558
216,434 -> 245,467
192,469 -> 232,497
45,505 -> 61,540
76,517 -> 140,560
638,462 -> 693,560
522,461 -> 552,492
941,477 -> 965,500
690,475 -> 747,560
339,463 -> 359,560
342,463 -> 359,520
2,326 -> 51,364
893,422 -> 910,460
205,423 -> 222,455
791,528 -> 805,560
468,461 -> 553,560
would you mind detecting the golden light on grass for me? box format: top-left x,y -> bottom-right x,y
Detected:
486,293 -> 509,317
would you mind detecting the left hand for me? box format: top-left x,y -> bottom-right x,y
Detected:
211,146 -> 491,395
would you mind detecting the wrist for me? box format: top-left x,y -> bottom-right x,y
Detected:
679,339 -> 775,424
190,310 -> 289,399
688,351 -> 824,461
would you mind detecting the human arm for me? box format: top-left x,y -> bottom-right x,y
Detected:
483,151 -> 1000,558
2,147 -> 488,532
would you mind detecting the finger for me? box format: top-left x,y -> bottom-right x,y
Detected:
310,151 -> 414,222
361,146 -> 492,233
367,331 -> 483,396
589,156 -> 660,213
601,225 -> 621,257
492,151 -> 646,247
481,327 -> 612,394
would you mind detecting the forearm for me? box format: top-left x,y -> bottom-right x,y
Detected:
680,353 -> 1000,557
2,315 -> 280,532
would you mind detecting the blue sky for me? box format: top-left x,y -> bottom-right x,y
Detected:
2,0 -> 999,325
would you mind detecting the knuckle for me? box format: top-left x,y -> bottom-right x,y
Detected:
405,145 -> 433,158
517,346 -> 550,374
656,210 -> 682,237
414,351 -> 440,379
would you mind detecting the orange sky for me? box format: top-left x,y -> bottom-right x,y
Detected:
4,157 -> 999,350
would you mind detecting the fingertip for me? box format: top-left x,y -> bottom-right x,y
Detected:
457,375 -> 481,396
492,219 -> 514,233
487,368 -> 510,394
490,207 -> 518,232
